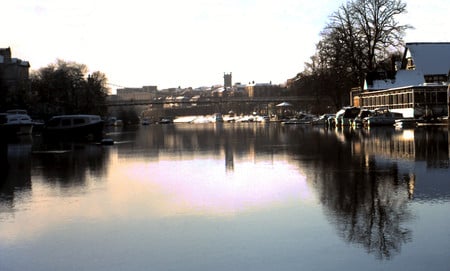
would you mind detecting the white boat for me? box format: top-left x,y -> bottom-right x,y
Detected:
256,115 -> 271,122
351,109 -> 373,127
43,114 -> 104,141
158,117 -> 173,124
335,107 -> 361,126
363,108 -> 403,127
0,109 -> 34,137
311,114 -> 335,126
282,117 -> 311,125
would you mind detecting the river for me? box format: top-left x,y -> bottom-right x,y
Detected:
1,123 -> 450,271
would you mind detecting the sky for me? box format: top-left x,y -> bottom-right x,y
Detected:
2,0 -> 449,93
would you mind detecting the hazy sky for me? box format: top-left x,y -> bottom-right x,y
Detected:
2,0 -> 449,92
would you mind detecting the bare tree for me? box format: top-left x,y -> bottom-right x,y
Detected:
296,0 -> 411,108
351,0 -> 411,71
30,60 -> 110,118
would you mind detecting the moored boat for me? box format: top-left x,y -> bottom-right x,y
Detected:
0,109 -> 34,138
335,107 -> 361,126
43,114 -> 104,141
158,117 -> 173,124
363,108 -> 403,127
213,113 -> 224,123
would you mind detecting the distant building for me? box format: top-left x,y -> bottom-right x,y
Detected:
0,47 -> 30,101
113,85 -> 157,100
351,42 -> 450,118
245,82 -> 283,98
224,72 -> 232,89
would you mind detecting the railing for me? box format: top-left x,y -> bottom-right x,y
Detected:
105,96 -> 317,107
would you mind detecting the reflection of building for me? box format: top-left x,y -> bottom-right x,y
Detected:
355,129 -> 416,160
0,47 -> 30,98
351,43 -> 450,118
352,128 -> 449,168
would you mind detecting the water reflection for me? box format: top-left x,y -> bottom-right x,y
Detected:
32,140 -> 109,187
0,137 -> 32,212
0,137 -> 109,218
1,124 -> 449,267
109,123 -> 283,174
296,126 -> 449,259
106,123 -> 311,215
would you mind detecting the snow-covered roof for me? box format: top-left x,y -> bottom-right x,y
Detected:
365,42 -> 450,91
404,42 -> 450,75
364,69 -> 425,90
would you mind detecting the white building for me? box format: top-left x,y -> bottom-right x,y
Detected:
353,42 -> 450,118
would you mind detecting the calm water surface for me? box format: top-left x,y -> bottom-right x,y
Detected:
1,123 -> 450,271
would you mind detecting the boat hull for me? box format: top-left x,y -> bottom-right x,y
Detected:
0,123 -> 33,138
43,115 -> 104,141
0,111 -> 34,139
44,122 -> 104,141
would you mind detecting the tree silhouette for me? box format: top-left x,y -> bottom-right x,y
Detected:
30,60 -> 109,118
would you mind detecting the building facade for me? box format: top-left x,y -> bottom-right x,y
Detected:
352,43 -> 450,118
0,47 -> 30,105
245,83 -> 283,98
111,85 -> 158,101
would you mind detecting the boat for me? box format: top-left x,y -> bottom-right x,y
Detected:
213,113 -> 224,123
394,118 -> 417,128
311,114 -> 335,126
335,106 -> 361,126
363,108 -> 403,127
281,117 -> 312,125
43,114 -> 104,141
0,109 -> 34,138
141,118 -> 151,125
158,117 -> 173,124
351,109 -> 373,128
256,115 -> 271,123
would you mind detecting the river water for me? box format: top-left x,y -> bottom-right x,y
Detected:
1,123 -> 450,271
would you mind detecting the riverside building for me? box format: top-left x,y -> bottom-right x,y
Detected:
351,42 -> 450,119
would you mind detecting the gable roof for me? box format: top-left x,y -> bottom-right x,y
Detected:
364,69 -> 425,90
403,42 -> 450,75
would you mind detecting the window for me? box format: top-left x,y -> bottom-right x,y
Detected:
74,118 -> 86,125
414,92 -> 425,104
437,92 -> 447,103
47,118 -> 60,127
61,119 -> 72,126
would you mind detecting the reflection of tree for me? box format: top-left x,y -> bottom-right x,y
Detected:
32,142 -> 108,187
108,124 -> 448,259
321,160 -> 413,260
117,124 -> 416,259
287,127 -> 413,260
0,141 -> 32,208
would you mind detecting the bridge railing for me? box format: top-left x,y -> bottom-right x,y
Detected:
105,96 -> 317,107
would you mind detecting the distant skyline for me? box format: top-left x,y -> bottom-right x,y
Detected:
2,0 -> 449,93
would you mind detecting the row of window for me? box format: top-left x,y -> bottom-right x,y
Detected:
360,88 -> 448,109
